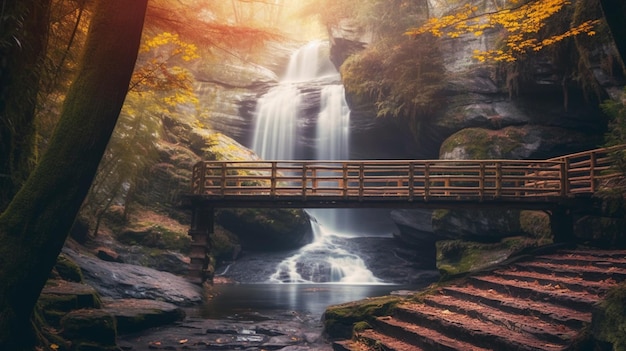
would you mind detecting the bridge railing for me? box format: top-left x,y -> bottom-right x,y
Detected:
191,145 -> 625,202
191,159 -> 561,201
543,144 -> 626,194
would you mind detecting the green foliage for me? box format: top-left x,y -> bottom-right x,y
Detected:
83,31 -> 200,225
341,34 -> 445,137
602,89 -> 626,178
592,282 -> 626,350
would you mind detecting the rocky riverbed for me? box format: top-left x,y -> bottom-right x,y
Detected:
117,308 -> 333,351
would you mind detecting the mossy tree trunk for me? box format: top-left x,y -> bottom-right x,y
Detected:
0,0 -> 148,349
600,0 -> 626,65
0,0 -> 51,210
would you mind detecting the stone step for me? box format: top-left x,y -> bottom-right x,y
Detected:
441,286 -> 590,329
332,329 -> 427,351
492,269 -> 618,295
535,252 -> 626,269
373,315 -> 490,351
513,261 -> 626,282
390,303 -> 567,351
558,249 -> 626,258
467,275 -> 601,312
422,294 -> 578,345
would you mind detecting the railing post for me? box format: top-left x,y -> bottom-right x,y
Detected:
271,162 -> 277,198
220,163 -> 227,197
495,162 -> 502,198
302,164 -> 307,199
343,162 -> 348,198
479,162 -> 485,201
560,159 -> 569,197
193,162 -> 205,195
359,163 -> 364,200
590,151 -> 596,192
424,162 -> 430,201
409,163 -> 415,201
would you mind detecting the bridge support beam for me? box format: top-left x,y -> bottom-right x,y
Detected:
550,207 -> 573,244
187,206 -> 214,285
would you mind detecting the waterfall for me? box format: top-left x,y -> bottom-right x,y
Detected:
251,40 -> 383,284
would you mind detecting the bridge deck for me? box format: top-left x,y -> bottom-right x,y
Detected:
187,145 -> 624,209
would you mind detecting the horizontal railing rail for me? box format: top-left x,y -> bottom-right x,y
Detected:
190,145 -> 625,203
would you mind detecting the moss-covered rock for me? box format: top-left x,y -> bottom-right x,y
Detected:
520,210 -> 552,240
323,295 -> 401,340
439,125 -> 600,160
432,208 -> 523,242
101,298 -> 185,333
436,236 -> 545,276
217,208 -> 311,251
54,254 -> 84,283
60,309 -> 117,347
117,223 -> 191,253
574,216 -> 626,249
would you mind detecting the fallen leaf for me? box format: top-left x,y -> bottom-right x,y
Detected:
179,339 -> 188,344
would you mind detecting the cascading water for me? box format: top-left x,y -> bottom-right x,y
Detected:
251,40 -> 383,284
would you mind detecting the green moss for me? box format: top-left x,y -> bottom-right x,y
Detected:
54,255 -> 84,283
592,282 -> 626,350
432,209 -> 449,221
353,321 -> 372,333
60,309 -> 117,346
117,224 -> 191,253
439,127 -> 526,159
437,236 -> 545,276
323,295 -> 401,340
520,210 -> 552,241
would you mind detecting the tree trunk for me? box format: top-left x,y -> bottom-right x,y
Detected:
600,0 -> 626,65
0,0 -> 148,349
0,0 -> 51,210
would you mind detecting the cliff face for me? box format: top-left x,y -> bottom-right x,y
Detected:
332,27 -> 621,160
328,2 -> 625,256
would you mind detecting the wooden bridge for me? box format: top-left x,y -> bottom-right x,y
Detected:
185,145 -> 625,283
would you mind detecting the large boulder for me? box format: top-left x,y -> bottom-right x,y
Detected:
439,125 -> 601,160
432,209 -> 524,242
217,208 -> 312,251
389,209 -> 438,270
63,248 -> 202,306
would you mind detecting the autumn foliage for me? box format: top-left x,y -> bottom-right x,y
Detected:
406,0 -> 600,62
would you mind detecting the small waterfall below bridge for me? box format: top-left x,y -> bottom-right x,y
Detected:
251,40 -> 383,284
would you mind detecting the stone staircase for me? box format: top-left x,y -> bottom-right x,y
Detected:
333,248 -> 626,351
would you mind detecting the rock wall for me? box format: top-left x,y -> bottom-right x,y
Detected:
328,1 -> 625,261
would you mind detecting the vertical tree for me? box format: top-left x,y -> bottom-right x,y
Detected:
0,0 -> 52,210
0,0 -> 148,349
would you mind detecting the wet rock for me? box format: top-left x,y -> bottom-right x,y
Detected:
432,208 -> 524,242
217,208 -> 312,251
118,311 -> 333,351
96,247 -> 122,262
101,298 -> 185,333
54,254 -> 84,282
63,248 -> 202,306
389,209 -> 439,271
39,280 -> 103,325
60,309 -> 117,348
